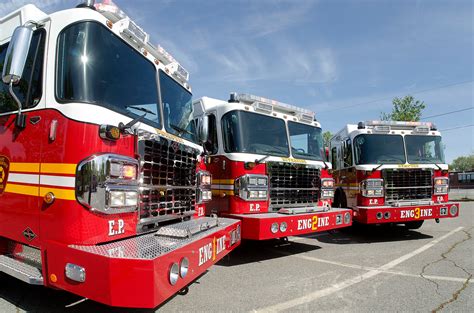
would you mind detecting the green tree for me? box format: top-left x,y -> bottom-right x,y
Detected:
450,153 -> 474,171
323,131 -> 333,148
381,95 -> 426,121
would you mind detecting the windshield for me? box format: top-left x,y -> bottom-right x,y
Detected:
405,135 -> 445,164
160,70 -> 196,142
221,110 -> 289,156
288,122 -> 324,161
56,21 -> 161,127
354,134 -> 405,164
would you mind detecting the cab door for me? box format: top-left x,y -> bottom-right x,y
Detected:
0,29 -> 47,247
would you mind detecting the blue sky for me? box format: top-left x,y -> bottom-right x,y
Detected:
1,0 -> 472,162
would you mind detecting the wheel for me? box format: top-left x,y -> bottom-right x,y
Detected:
404,220 -> 424,229
334,188 -> 347,208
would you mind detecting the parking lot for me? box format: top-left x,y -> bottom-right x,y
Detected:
1,202 -> 472,312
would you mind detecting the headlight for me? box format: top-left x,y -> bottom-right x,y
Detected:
179,257 -> 189,278
197,171 -> 212,203
197,189 -> 212,203
271,222 -> 279,234
344,212 -> 351,224
360,179 -> 384,198
235,174 -> 268,201
434,177 -> 448,186
169,263 -> 179,285
280,222 -> 288,232
449,205 -> 458,216
76,154 -> 139,214
197,171 -> 212,186
434,177 -> 449,195
320,178 -> 335,199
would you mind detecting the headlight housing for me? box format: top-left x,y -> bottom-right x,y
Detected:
234,174 -> 268,201
360,179 -> 384,197
433,177 -> 449,195
320,178 -> 335,199
197,171 -> 212,203
76,154 -> 139,214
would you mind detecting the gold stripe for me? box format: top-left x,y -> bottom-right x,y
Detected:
40,163 -> 76,175
10,163 -> 40,173
213,179 -> 235,184
39,187 -> 76,201
5,183 -> 39,196
211,189 -> 234,196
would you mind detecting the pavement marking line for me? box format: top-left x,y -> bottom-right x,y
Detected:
256,226 -> 464,312
274,251 -> 469,283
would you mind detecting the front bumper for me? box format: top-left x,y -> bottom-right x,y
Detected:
42,217 -> 241,308
353,202 -> 460,224
226,208 -> 352,240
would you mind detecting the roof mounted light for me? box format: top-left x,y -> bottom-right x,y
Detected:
228,92 -> 239,103
235,93 -> 315,120
77,0 -> 95,9
365,120 -> 435,131
254,101 -> 273,114
357,121 -> 365,129
165,62 -> 189,81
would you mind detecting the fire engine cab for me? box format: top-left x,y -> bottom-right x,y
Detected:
0,1 -> 240,308
330,121 -> 460,229
193,93 -> 352,240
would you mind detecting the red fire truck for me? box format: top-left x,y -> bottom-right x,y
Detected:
0,1 -> 241,308
330,121 -> 460,228
193,93 -> 352,241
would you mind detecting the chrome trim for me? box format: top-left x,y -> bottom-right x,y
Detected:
76,154 -> 139,214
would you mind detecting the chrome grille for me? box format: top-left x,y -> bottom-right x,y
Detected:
267,162 -> 320,209
138,132 -> 198,229
383,169 -> 432,203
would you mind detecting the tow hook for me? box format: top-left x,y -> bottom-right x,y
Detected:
435,218 -> 440,223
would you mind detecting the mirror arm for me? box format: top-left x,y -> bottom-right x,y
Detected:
8,81 -> 26,128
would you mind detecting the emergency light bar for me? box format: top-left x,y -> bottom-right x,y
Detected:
362,120 -> 436,131
165,62 -> 189,81
233,93 -> 315,122
94,0 -> 188,82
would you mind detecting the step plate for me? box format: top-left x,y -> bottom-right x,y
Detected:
0,255 -> 43,285
71,217 -> 239,260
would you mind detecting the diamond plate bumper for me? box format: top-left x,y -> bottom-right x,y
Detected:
43,217 -> 241,308
225,208 -> 352,240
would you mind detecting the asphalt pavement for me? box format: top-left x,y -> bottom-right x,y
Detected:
1,202 -> 472,312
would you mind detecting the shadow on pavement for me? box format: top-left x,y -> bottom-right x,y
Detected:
313,223 -> 433,245
0,272 -> 163,313
216,239 -> 321,267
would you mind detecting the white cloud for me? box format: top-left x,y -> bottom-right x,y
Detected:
241,0 -> 317,37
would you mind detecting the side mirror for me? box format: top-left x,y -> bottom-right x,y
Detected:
2,26 -> 33,84
197,115 -> 209,145
2,25 -> 34,129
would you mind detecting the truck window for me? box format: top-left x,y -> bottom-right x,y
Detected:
221,110 -> 289,156
206,114 -> 218,154
343,139 -> 352,167
353,134 -> 405,165
0,30 -> 45,114
288,121 -> 324,161
56,21 -> 161,128
331,147 -> 337,169
160,70 -> 196,142
405,135 -> 445,164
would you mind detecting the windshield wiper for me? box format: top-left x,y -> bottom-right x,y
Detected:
126,105 -> 156,115
119,106 -> 156,133
170,123 -> 193,137
255,155 -> 271,164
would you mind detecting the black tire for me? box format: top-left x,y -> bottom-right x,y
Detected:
334,188 -> 347,208
404,220 -> 424,229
